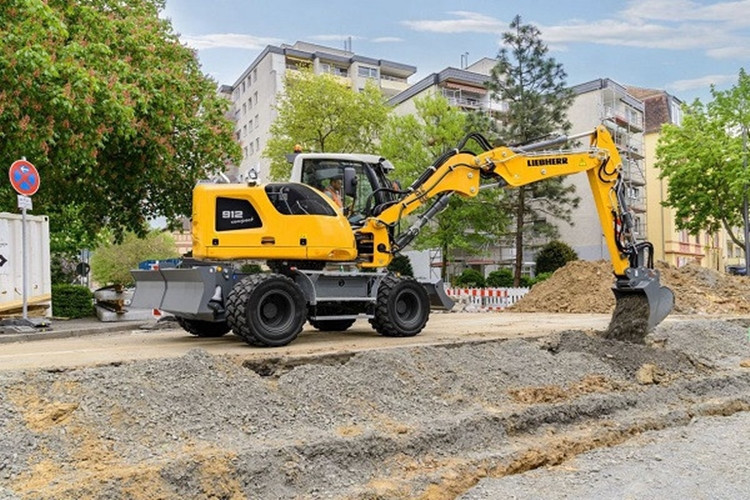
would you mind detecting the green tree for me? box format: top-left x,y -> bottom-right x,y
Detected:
454,268 -> 485,287
380,94 -> 510,280
486,15 -> 577,286
387,254 -> 414,277
264,70 -> 389,180
657,70 -> 750,252
486,268 -> 513,287
0,0 -> 240,252
535,240 -> 578,274
90,230 -> 178,286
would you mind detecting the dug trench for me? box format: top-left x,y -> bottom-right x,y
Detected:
1,317 -> 750,499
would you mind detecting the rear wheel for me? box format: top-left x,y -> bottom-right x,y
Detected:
369,274 -> 429,337
176,317 -> 230,337
226,273 -> 307,347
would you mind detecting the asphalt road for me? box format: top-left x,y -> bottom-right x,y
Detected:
0,312 -> 617,371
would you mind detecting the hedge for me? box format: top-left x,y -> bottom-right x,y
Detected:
52,284 -> 94,319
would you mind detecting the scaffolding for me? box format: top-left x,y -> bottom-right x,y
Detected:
600,84 -> 648,241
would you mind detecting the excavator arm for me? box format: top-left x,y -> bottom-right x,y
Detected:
356,125 -> 674,336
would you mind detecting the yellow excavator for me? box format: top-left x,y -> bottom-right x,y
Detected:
131,125 -> 674,347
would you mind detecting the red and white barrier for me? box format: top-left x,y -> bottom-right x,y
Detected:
445,287 -> 529,311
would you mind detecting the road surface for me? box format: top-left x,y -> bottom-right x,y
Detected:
0,312 -> 620,371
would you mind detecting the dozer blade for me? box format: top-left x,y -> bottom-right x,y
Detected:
605,267 -> 674,343
130,270 -> 167,310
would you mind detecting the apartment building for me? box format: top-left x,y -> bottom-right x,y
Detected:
228,41 -> 416,182
388,58 -> 505,117
559,79 -> 649,261
388,59 -> 524,279
627,87 -> 725,271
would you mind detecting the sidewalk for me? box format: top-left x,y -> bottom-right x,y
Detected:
0,317 -> 153,344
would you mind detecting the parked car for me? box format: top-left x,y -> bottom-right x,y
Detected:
726,265 -> 747,276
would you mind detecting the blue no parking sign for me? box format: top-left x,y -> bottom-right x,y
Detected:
9,159 -> 40,196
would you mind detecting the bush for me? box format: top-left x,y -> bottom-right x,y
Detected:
486,269 -> 514,287
531,271 -> 553,286
240,263 -> 263,274
52,284 -> 94,318
91,231 -> 178,286
535,240 -> 578,274
51,252 -> 78,285
454,268 -> 485,287
388,254 -> 414,277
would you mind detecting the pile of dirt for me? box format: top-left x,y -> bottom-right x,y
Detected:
511,260 -> 750,315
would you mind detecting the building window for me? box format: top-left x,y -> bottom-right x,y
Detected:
248,119 -> 253,130
241,81 -> 245,93
358,66 -> 378,79
255,115 -> 259,128
255,138 -> 260,151
242,103 -> 246,115
243,125 -> 247,137
321,63 -> 348,77
254,91 -> 258,105
248,98 -> 252,110
253,68 -> 257,82
249,143 -> 254,155
671,99 -> 683,126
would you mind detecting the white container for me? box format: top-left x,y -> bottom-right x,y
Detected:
0,212 -> 52,316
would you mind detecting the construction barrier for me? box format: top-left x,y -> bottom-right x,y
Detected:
445,286 -> 530,311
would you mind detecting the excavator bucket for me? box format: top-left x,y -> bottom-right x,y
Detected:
605,267 -> 674,343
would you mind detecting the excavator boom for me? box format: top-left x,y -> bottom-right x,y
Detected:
357,125 -> 673,339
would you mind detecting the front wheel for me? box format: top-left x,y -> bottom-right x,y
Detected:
176,317 -> 230,337
369,274 -> 429,337
226,273 -> 307,347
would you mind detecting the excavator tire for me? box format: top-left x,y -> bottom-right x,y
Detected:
176,317 -> 231,338
308,318 -> 356,332
226,273 -> 307,347
369,274 -> 429,337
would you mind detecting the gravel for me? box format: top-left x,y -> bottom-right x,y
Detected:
461,411 -> 750,500
0,318 -> 749,499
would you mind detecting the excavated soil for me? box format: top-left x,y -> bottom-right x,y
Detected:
1,318 -> 749,499
511,260 -> 750,315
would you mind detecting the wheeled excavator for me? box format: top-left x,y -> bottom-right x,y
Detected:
131,125 -> 674,347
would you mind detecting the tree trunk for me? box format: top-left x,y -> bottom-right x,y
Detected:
441,242 -> 449,282
514,187 -> 526,286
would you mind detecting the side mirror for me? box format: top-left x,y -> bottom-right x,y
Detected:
343,167 -> 357,197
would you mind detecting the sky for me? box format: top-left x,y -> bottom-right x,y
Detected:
161,0 -> 750,104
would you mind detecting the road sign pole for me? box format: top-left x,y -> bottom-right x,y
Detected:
20,156 -> 28,320
22,205 -> 28,320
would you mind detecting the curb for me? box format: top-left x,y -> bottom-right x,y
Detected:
0,321 -> 150,344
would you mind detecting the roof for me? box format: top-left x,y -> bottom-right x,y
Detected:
294,153 -> 386,164
231,41 -> 416,88
570,78 -> 644,111
388,67 -> 490,106
626,86 -> 683,133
